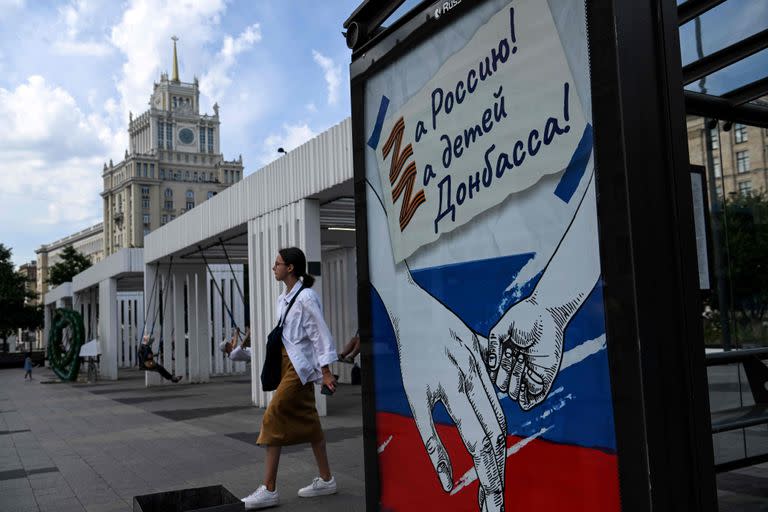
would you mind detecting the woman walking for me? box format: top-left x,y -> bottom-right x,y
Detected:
242,247 -> 338,510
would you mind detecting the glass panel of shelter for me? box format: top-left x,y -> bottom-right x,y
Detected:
689,115 -> 768,474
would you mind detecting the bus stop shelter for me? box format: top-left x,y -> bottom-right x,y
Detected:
344,0 -> 768,510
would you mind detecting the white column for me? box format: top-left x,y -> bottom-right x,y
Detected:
127,296 -> 134,367
303,199 -> 327,417
82,290 -> 91,341
98,278 -> 118,380
89,288 -> 97,342
119,298 -> 128,367
189,265 -> 211,383
43,304 -> 52,366
172,270 -> 187,380
160,279 -> 174,374
322,247 -> 358,384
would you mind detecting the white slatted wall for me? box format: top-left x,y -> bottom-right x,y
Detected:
145,263 -> 246,386
117,292 -> 143,368
322,248 -> 358,384
208,265 -> 247,376
248,199 -> 326,411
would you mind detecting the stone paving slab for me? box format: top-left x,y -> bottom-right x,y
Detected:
2,365 -> 766,511
0,367 -> 365,511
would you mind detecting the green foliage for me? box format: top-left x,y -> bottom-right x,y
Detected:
0,243 -> 42,346
720,193 -> 768,323
705,192 -> 768,347
47,245 -> 92,286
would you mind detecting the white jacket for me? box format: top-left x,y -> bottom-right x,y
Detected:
276,283 -> 337,384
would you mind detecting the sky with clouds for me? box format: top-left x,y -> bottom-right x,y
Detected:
0,0 -> 368,266
0,0 -> 766,268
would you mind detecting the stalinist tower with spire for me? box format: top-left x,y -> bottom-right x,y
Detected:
101,37 -> 245,255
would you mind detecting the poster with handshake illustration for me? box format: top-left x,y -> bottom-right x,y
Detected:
363,0 -> 621,510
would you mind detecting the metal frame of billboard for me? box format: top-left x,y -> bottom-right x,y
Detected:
347,1 -> 718,510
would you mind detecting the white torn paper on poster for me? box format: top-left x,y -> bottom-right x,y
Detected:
369,0 -> 587,262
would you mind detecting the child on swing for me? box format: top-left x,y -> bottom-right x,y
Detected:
139,334 -> 182,383
220,326 -> 252,362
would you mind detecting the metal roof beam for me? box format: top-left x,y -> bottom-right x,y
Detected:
677,0 -> 727,26
682,28 -> 768,85
721,76 -> 768,106
342,0 -> 405,50
685,90 -> 768,128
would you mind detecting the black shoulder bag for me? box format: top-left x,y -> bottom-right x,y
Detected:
261,286 -> 304,391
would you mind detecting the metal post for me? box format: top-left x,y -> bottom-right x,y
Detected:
696,16 -> 732,350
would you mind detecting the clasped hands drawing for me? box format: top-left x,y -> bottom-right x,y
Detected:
369,171 -> 598,511
392,275 -> 565,512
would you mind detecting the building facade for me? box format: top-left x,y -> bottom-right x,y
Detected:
102,40 -> 244,256
16,260 -> 40,349
35,223 -> 104,299
687,103 -> 768,199
18,261 -> 38,304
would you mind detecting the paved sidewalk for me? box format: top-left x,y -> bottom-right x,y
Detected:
0,367 -> 365,512
2,366 -> 767,511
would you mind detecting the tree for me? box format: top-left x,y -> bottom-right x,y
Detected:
722,193 -> 768,321
708,192 -> 768,345
47,245 -> 92,286
0,244 -> 42,352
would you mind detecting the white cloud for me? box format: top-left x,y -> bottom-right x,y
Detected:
258,122 -> 317,166
0,76 -> 108,230
0,0 -> 25,10
0,75 -> 113,158
110,0 -> 227,122
200,23 -> 262,103
53,40 -> 113,57
53,0 -> 113,57
734,2 -> 768,35
1,154 -> 104,226
312,50 -> 342,105
306,102 -> 317,113
60,0 -> 88,38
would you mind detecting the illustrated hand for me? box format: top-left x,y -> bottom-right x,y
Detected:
486,296 -> 565,410
366,181 -> 506,510
393,292 -> 507,512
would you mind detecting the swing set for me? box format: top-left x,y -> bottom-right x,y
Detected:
137,256 -> 175,372
138,239 -> 248,373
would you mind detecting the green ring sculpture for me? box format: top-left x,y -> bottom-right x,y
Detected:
47,308 -> 85,381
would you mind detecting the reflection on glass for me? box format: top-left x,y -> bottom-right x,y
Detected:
689,119 -> 768,350
684,49 -> 768,95
678,0 -> 768,65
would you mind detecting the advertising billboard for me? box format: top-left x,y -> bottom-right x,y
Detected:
359,0 -> 620,510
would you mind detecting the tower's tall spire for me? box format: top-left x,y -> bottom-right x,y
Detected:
171,36 -> 179,82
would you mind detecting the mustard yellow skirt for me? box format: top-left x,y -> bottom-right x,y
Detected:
257,346 -> 324,446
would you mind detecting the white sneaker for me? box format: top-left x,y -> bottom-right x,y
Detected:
242,485 -> 279,510
297,476 -> 337,498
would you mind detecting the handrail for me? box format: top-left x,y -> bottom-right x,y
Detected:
705,347 -> 768,366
